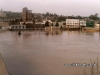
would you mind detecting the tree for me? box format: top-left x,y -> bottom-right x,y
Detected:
89,13 -> 99,20
23,22 -> 26,25
32,13 -> 34,17
32,20 -> 35,24
20,18 -> 23,22
45,21 -> 49,27
51,23 -> 53,26
58,15 -> 66,21
55,22 -> 59,27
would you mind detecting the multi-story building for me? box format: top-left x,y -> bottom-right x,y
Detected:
80,20 -> 86,27
22,7 -> 32,22
66,19 -> 80,28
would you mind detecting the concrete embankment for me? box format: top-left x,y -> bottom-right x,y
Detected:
0,22 -> 9,30
0,53 -> 9,75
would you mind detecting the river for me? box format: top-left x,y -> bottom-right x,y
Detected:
0,30 -> 100,75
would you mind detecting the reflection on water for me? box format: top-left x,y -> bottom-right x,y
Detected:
45,30 -> 62,36
0,30 -> 100,75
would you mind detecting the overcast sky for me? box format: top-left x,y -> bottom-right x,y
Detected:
0,0 -> 100,16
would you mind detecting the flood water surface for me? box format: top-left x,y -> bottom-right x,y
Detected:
0,30 -> 100,75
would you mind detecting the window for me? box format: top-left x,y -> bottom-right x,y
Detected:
16,26 -> 17,29
23,26 -> 25,29
19,26 -> 21,29
12,26 -> 14,29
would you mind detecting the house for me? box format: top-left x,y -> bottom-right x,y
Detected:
66,19 -> 80,28
20,21 -> 34,29
94,21 -> 100,30
80,20 -> 86,27
86,20 -> 94,27
35,21 -> 45,28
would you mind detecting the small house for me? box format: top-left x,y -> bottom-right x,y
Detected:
86,20 -> 94,27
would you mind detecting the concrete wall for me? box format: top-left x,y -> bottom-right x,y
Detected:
0,22 -> 9,26
10,25 -> 26,29
0,22 -> 9,30
0,53 -> 9,75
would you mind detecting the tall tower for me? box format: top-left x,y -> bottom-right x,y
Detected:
28,10 -> 32,20
22,7 -> 28,22
22,7 -> 32,22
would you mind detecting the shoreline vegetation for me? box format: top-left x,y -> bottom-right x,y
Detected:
84,54 -> 100,75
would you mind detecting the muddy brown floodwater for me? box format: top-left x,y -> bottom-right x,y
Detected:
0,30 -> 100,75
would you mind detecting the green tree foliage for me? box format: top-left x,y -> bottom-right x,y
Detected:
45,21 -> 49,27
32,13 -> 34,17
51,23 -> 53,26
89,13 -> 99,20
23,22 -> 26,25
32,20 -> 35,24
20,18 -> 23,22
55,22 -> 59,27
67,15 -> 83,19
58,15 -> 66,21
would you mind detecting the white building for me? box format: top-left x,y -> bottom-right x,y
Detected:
0,8 -> 6,17
80,20 -> 86,27
95,24 -> 100,30
66,19 -> 80,28
10,25 -> 26,30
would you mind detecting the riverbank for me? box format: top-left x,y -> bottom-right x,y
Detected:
0,53 -> 9,75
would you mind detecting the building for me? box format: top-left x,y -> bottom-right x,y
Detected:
62,21 -> 66,27
0,8 -> 6,17
80,20 -> 86,27
94,21 -> 100,30
66,19 -> 80,28
86,20 -> 94,27
0,10 -> 21,22
20,21 -> 33,25
22,7 -> 32,22
10,25 -> 26,30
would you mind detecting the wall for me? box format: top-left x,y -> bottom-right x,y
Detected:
10,25 -> 26,29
